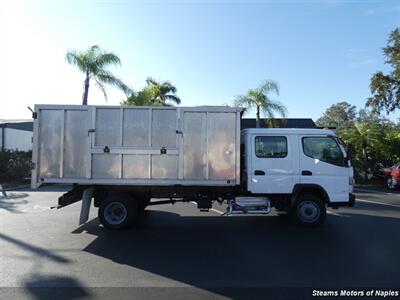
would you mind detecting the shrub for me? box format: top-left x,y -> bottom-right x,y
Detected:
0,150 -> 32,183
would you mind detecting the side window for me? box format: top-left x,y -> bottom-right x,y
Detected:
255,136 -> 287,158
302,137 -> 344,166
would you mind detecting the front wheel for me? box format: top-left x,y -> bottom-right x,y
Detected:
291,194 -> 326,227
98,195 -> 138,230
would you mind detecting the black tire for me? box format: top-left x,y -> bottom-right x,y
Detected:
98,194 -> 138,230
386,176 -> 397,191
291,194 -> 326,227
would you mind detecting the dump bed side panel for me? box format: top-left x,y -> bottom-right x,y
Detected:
31,105 -> 241,188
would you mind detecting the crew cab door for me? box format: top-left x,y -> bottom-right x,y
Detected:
247,134 -> 297,194
299,135 -> 349,202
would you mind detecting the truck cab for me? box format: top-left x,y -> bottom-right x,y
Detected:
240,128 -> 355,225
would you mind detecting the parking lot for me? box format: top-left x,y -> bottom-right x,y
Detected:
1,185 -> 400,299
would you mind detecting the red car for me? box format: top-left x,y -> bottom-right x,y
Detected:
380,162 -> 400,190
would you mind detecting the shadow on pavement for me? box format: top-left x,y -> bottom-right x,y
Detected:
22,275 -> 89,300
0,232 -> 70,263
0,193 -> 29,213
73,208 -> 400,298
355,186 -> 400,195
349,202 -> 400,212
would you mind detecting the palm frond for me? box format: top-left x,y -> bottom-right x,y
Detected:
65,51 -> 87,73
264,99 -> 287,117
234,95 -> 256,107
145,77 -> 180,105
95,78 -> 108,102
146,77 -> 158,86
258,80 -> 279,96
261,105 -> 272,119
96,72 -> 133,95
162,82 -> 177,94
164,94 -> 181,105
87,45 -> 100,59
95,52 -> 121,68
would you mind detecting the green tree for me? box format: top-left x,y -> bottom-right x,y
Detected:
121,77 -> 181,106
122,88 -> 160,106
316,101 -> 356,134
145,77 -> 181,106
366,28 -> 400,114
342,122 -> 382,181
372,120 -> 400,165
234,80 -> 287,128
65,45 -> 132,105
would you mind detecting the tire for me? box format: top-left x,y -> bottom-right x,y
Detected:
291,194 -> 326,227
386,176 -> 397,191
98,194 -> 138,230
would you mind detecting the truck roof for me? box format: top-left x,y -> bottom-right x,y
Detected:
241,128 -> 336,136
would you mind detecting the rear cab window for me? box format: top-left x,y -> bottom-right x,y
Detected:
255,136 -> 287,158
302,136 -> 344,166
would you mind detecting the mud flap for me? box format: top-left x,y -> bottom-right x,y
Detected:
79,187 -> 94,225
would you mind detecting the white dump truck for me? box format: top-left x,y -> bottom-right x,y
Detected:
31,105 -> 355,228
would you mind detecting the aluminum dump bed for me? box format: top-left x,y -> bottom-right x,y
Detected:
31,105 -> 242,188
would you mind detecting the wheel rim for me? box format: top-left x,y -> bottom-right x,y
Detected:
296,200 -> 320,223
104,202 -> 127,225
387,177 -> 395,189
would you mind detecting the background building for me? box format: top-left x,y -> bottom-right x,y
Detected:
0,120 -> 33,151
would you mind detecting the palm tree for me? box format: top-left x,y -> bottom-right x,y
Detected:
145,77 -> 181,106
342,122 -> 381,181
65,45 -> 132,105
235,80 -> 287,128
122,88 -> 162,106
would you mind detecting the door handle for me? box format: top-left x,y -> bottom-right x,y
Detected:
254,170 -> 266,176
301,170 -> 312,176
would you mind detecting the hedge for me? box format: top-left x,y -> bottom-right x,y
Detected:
0,150 -> 32,183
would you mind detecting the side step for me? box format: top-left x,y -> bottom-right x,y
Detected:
227,197 -> 271,215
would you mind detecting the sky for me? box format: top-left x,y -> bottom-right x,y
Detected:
0,0 -> 399,122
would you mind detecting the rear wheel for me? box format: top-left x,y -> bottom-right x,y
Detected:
291,194 -> 326,227
98,195 -> 138,229
386,176 -> 397,190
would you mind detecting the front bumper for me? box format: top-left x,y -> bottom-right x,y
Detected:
329,193 -> 356,208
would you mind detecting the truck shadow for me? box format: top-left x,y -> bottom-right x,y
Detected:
73,208 -> 400,297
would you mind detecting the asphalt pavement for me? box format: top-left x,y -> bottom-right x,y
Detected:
0,185 -> 399,299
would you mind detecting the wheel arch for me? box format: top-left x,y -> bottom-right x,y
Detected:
291,184 -> 330,206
